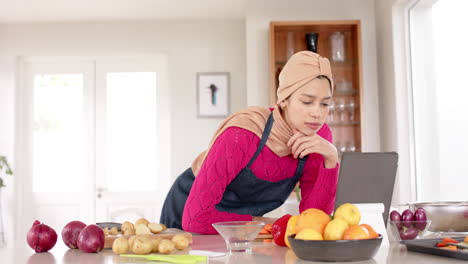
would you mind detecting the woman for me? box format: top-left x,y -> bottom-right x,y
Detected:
160,51 -> 339,234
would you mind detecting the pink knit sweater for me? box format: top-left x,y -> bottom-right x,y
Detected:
182,124 -> 339,234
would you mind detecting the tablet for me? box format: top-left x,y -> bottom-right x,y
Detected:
334,152 -> 399,225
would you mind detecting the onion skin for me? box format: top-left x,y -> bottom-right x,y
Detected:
62,221 -> 87,249
389,210 -> 401,222
26,220 -> 58,253
399,226 -> 419,240
401,209 -> 414,228
413,208 -> 428,230
77,225 -> 105,253
389,210 -> 402,229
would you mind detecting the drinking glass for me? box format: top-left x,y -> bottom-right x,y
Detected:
337,100 -> 346,122
347,99 -> 356,121
286,32 -> 295,60
328,100 -> 336,122
330,32 -> 345,62
346,142 -> 356,152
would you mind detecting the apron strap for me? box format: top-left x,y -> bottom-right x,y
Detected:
246,113 -> 274,169
294,157 -> 308,179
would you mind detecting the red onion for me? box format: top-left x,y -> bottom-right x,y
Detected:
389,210 -> 402,229
413,208 -> 427,230
62,221 -> 87,249
399,226 -> 419,240
401,209 -> 414,228
77,225 -> 105,253
26,220 -> 58,253
389,210 -> 401,222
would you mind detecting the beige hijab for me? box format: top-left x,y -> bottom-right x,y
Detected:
191,51 -> 333,176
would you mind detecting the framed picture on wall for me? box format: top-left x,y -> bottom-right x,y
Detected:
197,72 -> 230,117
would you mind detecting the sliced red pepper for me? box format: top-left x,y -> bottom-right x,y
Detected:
436,237 -> 459,247
271,214 -> 292,247
259,224 -> 273,234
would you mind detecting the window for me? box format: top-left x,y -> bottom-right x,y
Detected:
33,74 -> 85,193
409,0 -> 468,201
18,56 -> 171,230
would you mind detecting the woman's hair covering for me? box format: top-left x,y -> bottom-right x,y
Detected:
277,51 -> 334,104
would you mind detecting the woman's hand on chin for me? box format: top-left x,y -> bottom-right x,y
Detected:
287,131 -> 339,168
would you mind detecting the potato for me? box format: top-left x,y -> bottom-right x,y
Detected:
112,237 -> 129,254
123,228 -> 136,236
135,218 -> 150,226
171,234 -> 190,250
103,227 -> 110,236
109,226 -> 119,235
148,223 -> 164,234
121,221 -> 134,232
135,224 -> 152,235
160,223 -> 167,231
132,236 -> 153,255
158,239 -> 175,254
150,237 -> 161,253
128,236 -> 137,250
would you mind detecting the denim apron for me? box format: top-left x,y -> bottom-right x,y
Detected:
160,113 -> 307,229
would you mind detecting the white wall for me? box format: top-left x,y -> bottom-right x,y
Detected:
245,0 -> 381,152
374,0 -> 415,205
0,20 -> 246,240
0,24 -> 17,244
0,20 -> 246,176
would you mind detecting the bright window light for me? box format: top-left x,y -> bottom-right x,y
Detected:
432,0 -> 468,200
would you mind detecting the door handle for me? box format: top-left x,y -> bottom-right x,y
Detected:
96,187 -> 108,199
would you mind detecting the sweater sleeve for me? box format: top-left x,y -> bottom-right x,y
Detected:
182,127 -> 259,234
298,123 -> 340,214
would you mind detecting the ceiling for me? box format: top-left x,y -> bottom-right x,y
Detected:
0,0 -> 248,23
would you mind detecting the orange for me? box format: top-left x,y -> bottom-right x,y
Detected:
296,208 -> 331,235
284,215 -> 299,248
343,225 -> 370,240
360,224 -> 379,239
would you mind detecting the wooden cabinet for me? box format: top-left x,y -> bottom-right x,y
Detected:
269,20 -> 363,153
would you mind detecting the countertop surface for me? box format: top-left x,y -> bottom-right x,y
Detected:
1,234 -> 467,263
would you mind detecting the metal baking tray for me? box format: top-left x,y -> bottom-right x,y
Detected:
96,222 -> 122,231
401,237 -> 468,260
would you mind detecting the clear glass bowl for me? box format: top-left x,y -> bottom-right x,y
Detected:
212,221 -> 265,255
388,220 -> 432,241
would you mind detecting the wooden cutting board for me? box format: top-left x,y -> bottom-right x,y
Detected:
105,228 -> 272,248
104,228 -> 192,249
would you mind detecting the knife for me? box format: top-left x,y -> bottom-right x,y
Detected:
120,254 -> 207,264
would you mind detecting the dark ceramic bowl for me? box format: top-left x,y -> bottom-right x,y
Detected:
288,234 -> 383,262
96,222 -> 122,231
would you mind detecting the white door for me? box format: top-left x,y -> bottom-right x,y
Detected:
94,56 -> 171,223
18,59 -> 96,236
17,56 -> 171,237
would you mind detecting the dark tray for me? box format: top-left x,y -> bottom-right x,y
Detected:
401,237 -> 468,260
96,222 -> 122,231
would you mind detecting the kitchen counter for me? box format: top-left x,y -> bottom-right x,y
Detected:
1,235 -> 466,263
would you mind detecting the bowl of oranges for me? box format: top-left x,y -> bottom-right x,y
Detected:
286,203 -> 383,262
